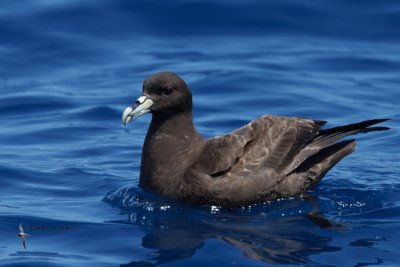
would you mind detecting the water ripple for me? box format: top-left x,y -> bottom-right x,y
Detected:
1,0 -> 399,266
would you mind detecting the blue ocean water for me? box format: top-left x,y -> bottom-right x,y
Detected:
1,0 -> 399,266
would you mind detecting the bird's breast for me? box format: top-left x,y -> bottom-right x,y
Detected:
140,132 -> 205,189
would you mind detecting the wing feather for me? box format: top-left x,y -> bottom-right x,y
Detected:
192,124 -> 255,176
192,115 -> 322,178
22,236 -> 26,249
186,116 -> 389,206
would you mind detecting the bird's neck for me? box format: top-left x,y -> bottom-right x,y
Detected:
148,110 -> 198,138
140,111 -> 205,190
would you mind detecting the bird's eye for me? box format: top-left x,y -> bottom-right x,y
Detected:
156,87 -> 173,96
164,87 -> 173,95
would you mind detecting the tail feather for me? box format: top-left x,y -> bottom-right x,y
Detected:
273,119 -> 389,198
310,119 -> 390,149
355,126 -> 390,134
298,139 -> 356,187
284,119 -> 389,176
275,140 -> 356,197
318,118 -> 390,136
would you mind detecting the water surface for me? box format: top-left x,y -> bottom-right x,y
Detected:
1,1 -> 399,266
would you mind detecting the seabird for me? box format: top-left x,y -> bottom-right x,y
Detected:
18,223 -> 29,250
122,72 -> 389,207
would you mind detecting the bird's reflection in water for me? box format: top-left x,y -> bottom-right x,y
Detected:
106,187 -> 340,267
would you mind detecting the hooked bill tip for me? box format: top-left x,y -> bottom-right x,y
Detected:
122,106 -> 134,125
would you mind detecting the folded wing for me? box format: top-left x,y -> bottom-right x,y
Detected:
189,116 -> 389,206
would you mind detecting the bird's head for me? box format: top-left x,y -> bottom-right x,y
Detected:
122,72 -> 192,126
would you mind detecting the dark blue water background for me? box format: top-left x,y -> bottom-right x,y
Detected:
1,0 -> 399,266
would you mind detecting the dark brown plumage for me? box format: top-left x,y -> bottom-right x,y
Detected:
122,72 -> 390,207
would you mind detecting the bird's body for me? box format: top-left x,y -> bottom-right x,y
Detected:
122,72 -> 389,207
18,223 -> 29,250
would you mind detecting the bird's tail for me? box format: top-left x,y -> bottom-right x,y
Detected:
299,139 -> 356,187
274,119 -> 390,197
317,118 -> 390,139
275,140 -> 356,197
298,118 -> 390,186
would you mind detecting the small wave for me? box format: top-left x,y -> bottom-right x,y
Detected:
74,105 -> 120,121
9,251 -> 92,260
305,56 -> 400,72
0,95 -> 74,116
